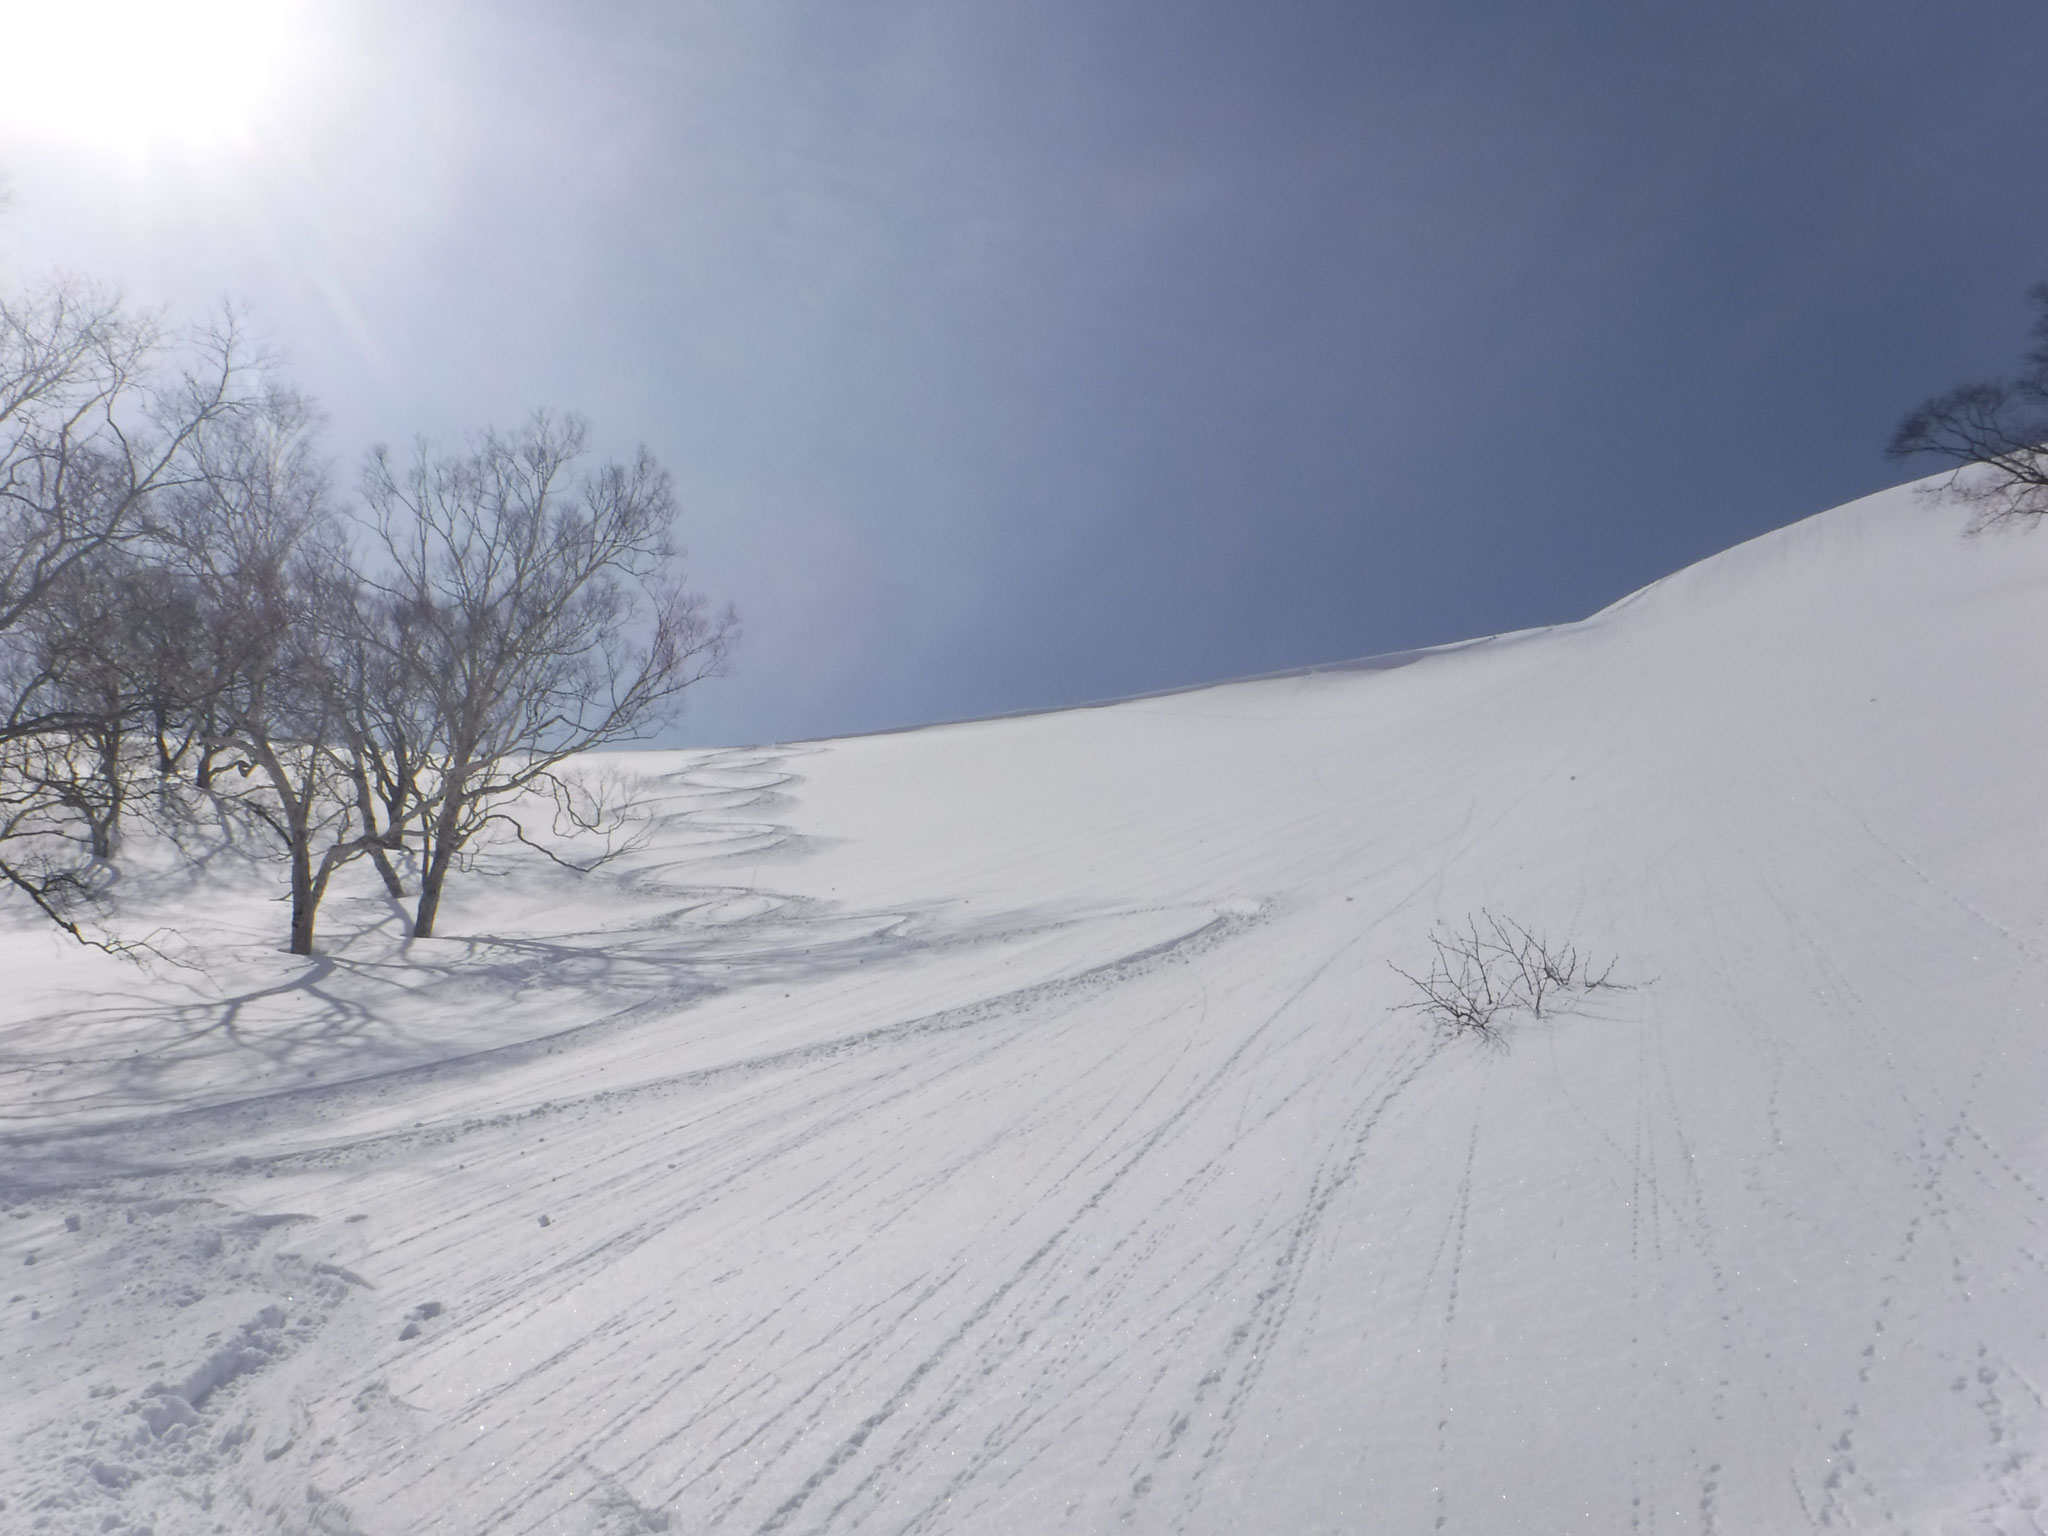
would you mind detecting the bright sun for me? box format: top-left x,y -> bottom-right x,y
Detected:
0,0 -> 306,156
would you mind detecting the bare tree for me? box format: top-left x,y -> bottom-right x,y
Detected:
0,280 -> 254,940
1890,282 -> 2048,525
0,282 -> 248,633
16,548 -> 152,860
332,602 -> 426,905
165,390 -> 378,955
359,413 -> 735,939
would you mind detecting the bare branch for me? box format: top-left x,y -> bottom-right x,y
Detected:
1394,911 -> 1633,1048
1890,282 -> 2048,528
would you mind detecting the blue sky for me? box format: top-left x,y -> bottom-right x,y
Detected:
4,0 -> 2046,745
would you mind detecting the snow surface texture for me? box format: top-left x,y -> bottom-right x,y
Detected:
3,481 -> 2046,1534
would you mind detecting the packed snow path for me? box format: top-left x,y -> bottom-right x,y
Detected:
3,483 -> 2047,1533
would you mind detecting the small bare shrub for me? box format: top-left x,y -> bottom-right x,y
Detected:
1393,911 -> 1624,1047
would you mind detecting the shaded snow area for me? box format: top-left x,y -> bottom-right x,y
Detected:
5,482 -> 2048,1534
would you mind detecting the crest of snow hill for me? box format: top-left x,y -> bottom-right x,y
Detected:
4,295 -> 2048,1531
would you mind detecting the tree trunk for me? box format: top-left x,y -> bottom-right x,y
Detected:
288,840 -> 318,956
412,783 -> 467,938
368,844 -> 406,902
91,725 -> 124,858
152,696 -> 179,778
413,851 -> 449,938
349,765 -> 407,901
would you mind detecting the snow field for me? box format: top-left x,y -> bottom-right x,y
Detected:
3,479 -> 2047,1532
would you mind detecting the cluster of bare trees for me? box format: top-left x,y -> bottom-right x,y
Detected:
0,279 -> 734,955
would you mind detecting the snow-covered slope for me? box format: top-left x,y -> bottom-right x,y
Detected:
4,481 -> 2046,1534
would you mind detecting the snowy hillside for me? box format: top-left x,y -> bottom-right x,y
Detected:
4,480 -> 2047,1534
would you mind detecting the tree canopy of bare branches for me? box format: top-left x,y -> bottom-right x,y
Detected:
357,412 -> 735,939
1890,282 -> 2048,526
161,388 -> 381,956
0,277 -> 735,956
0,280 -> 257,941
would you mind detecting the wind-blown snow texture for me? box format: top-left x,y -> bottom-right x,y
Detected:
3,482 -> 2046,1534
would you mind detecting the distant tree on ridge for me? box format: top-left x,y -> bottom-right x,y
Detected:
1890,282 -> 2048,525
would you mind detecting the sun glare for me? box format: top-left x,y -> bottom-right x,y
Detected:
0,0 -> 306,156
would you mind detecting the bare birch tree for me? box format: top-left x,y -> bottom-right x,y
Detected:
359,413 -> 734,939
165,389 -> 377,955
